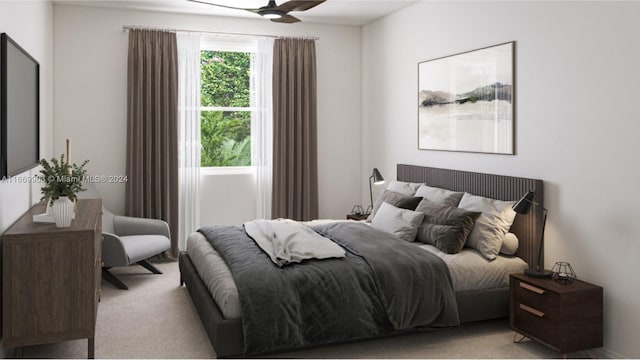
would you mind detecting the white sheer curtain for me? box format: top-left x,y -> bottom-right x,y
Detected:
177,32 -> 201,250
251,37 -> 274,219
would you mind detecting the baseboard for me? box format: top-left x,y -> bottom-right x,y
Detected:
586,347 -> 626,359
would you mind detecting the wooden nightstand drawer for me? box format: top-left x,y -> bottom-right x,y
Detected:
512,278 -> 559,313
512,302 -> 558,346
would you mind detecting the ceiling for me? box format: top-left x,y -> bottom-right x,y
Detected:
54,0 -> 420,26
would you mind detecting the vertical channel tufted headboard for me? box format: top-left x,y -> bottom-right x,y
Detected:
397,164 -> 544,267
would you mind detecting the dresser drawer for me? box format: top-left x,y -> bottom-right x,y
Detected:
2,199 -> 102,357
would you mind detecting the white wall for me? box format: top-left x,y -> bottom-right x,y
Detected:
0,2 -> 53,233
52,4 -> 362,225
200,171 -> 257,226
0,1 -> 53,354
362,1 -> 640,357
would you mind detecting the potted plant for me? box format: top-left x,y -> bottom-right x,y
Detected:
38,154 -> 89,228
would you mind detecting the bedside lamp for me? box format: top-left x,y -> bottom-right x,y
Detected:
513,191 -> 552,279
368,168 -> 385,214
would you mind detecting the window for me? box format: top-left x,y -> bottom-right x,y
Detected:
200,41 -> 255,168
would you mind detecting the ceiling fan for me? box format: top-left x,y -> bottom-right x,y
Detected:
187,0 -> 326,24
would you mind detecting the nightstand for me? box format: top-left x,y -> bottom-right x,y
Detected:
510,273 -> 603,356
346,213 -> 369,221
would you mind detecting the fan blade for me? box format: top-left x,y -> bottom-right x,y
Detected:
271,14 -> 301,23
186,0 -> 260,12
276,0 -> 326,13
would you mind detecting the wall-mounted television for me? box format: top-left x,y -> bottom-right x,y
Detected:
1,32 -> 40,178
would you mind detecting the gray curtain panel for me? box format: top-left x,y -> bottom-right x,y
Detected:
272,38 -> 318,221
125,29 -> 179,256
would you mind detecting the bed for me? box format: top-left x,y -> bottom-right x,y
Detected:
179,164 -> 544,357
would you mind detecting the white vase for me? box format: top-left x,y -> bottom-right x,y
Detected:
52,197 -> 74,228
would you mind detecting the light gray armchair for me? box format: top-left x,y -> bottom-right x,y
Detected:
77,183 -> 171,290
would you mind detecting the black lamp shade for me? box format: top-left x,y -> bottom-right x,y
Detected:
368,168 -> 385,213
513,191 -> 535,214
513,190 -> 552,279
371,168 -> 385,184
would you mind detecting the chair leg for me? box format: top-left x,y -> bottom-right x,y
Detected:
102,267 -> 129,290
137,259 -> 163,274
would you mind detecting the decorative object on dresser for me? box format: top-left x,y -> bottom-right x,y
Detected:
2,199 -> 103,359
512,190 -> 552,278
36,143 -> 89,228
367,167 -> 385,214
551,262 -> 577,284
418,41 -> 515,154
510,273 -> 603,356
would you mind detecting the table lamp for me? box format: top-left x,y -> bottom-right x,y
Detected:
513,191 -> 552,278
368,168 -> 385,214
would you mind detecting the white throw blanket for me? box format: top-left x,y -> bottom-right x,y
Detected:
244,219 -> 346,267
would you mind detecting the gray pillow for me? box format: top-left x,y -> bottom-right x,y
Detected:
415,199 -> 481,254
414,185 -> 464,207
370,202 -> 424,242
367,190 -> 422,222
458,192 -> 516,260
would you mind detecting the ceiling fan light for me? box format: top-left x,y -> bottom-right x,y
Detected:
259,9 -> 284,19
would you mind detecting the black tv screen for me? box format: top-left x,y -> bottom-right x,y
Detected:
1,33 -> 40,178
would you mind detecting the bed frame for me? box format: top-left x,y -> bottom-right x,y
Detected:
179,164 -> 544,357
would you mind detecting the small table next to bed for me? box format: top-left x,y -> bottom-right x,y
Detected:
509,273 -> 603,356
346,213 -> 369,221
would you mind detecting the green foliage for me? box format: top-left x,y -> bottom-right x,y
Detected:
219,138 -> 251,166
200,50 -> 252,167
201,111 -> 251,167
38,154 -> 89,206
201,50 -> 250,107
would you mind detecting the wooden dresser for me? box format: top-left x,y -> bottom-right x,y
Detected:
510,272 -> 603,356
2,199 -> 102,358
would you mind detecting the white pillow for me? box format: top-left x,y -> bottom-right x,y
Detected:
371,202 -> 424,242
500,232 -> 519,255
385,181 -> 424,196
458,192 -> 516,260
415,185 -> 464,207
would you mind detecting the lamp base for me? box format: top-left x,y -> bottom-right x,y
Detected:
524,268 -> 553,279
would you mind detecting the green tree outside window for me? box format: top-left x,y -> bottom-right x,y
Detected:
200,50 -> 252,167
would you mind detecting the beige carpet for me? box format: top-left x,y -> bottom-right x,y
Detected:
22,262 -> 589,359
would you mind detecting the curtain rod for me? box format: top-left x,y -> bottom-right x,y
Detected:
122,25 -> 319,41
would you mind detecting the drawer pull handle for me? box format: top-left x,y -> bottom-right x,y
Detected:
520,282 -> 545,294
520,304 -> 546,318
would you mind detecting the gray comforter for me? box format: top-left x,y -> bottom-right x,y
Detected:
198,222 -> 458,356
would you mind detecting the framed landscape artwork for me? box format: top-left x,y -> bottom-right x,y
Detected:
418,42 -> 515,154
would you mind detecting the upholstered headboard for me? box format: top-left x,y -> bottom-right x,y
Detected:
397,164 -> 544,268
